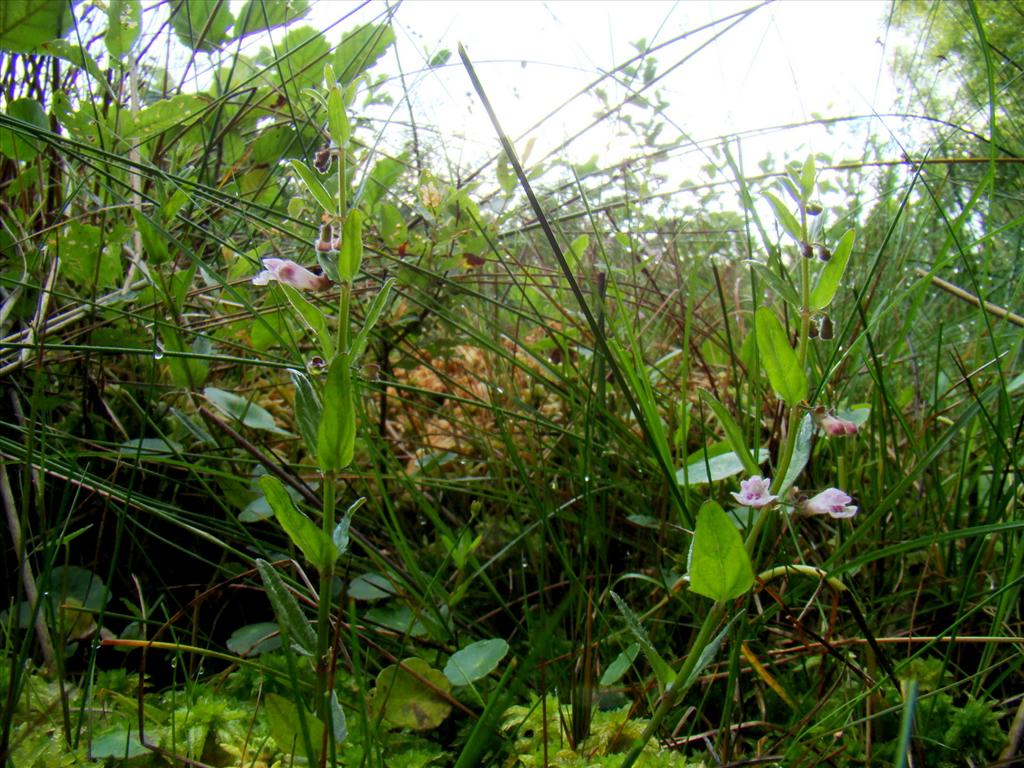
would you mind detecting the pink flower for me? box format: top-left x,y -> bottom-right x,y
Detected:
813,407 -> 858,436
804,488 -> 858,519
731,476 -> 778,508
252,258 -> 331,291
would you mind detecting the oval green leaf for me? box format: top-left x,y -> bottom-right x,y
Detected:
754,307 -> 806,407
688,500 -> 755,602
443,638 -> 509,686
810,228 -> 855,310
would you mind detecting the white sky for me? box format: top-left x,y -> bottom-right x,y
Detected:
292,0 -> 900,173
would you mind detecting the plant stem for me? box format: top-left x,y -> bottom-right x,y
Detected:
316,472 -> 336,719
618,600 -> 728,768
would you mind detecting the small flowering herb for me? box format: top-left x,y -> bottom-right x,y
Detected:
731,476 -> 778,508
252,258 -> 332,291
804,488 -> 858,518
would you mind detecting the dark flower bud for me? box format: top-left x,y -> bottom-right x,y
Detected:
801,241 -> 814,259
819,315 -> 834,340
817,245 -> 831,262
316,223 -> 335,253
808,322 -> 819,339
805,202 -> 823,216
314,146 -> 332,173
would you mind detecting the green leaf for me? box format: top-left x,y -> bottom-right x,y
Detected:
348,572 -> 393,601
428,49 -> 451,68
0,98 -> 49,161
119,438 -> 183,458
317,353 -> 356,473
369,658 -> 452,731
290,370 -> 322,457
328,691 -> 348,745
290,158 -> 337,215
265,693 -> 322,764
161,329 -> 209,389
799,154 -> 816,202
0,1 -> 73,53
260,475 -> 336,573
327,85 -> 350,149
335,23 -> 395,84
57,221 -> 123,290
204,387 -> 291,435
350,277 -> 394,361
810,228 -> 855,310
171,0 -> 233,52
105,0 -> 141,58
677,442 -> 769,486
754,307 -> 806,407
364,603 -> 428,638
609,591 -> 674,690
680,612 -> 743,688
132,209 -> 170,266
565,234 -> 589,272
778,412 -> 813,494
234,0 -> 308,37
226,622 -> 282,656
338,210 -> 365,281
599,643 -> 640,687
699,390 -> 760,477
362,155 -> 405,210
128,94 -> 208,138
444,639 -> 509,686
763,190 -> 802,243
376,203 -> 407,248
38,40 -> 108,90
255,559 -> 317,655
89,727 -> 150,760
688,500 -> 755,602
745,259 -> 801,308
280,283 -> 333,358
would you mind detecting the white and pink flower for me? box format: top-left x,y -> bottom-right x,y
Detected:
252,258 -> 331,291
731,476 -> 778,508
804,488 -> 858,519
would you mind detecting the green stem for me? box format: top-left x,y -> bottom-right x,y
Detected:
619,601 -> 728,768
315,473 -> 336,719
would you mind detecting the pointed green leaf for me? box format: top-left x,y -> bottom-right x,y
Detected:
0,98 -> 48,161
290,370 -> 322,457
810,229 -> 855,310
688,500 -> 754,602
763,190 -> 802,243
350,277 -> 394,362
799,154 -> 816,203
334,23 -> 395,84
290,158 -> 337,215
699,390 -> 761,477
170,0 -> 233,52
235,0 -> 308,37
754,307 -> 806,407
327,85 -> 350,149
778,412 -> 814,494
610,591 -> 674,689
255,559 -> 317,655
338,210 -> 364,282
260,476 -> 336,573
317,354 -> 356,473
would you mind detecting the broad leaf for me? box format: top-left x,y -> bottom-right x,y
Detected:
338,210 -> 364,281
265,693 -> 322,764
290,370 -> 322,456
444,638 -> 509,686
226,622 -> 282,656
778,412 -> 814,494
677,442 -> 769,486
369,658 -> 452,731
0,98 -> 49,161
335,23 -> 395,84
170,0 -> 233,52
350,277 -> 395,361
105,0 -> 141,59
234,0 -> 308,37
688,501 -> 754,602
204,387 -> 291,435
0,1 -> 73,53
754,307 -> 806,407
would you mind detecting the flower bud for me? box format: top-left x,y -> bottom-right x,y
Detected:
801,241 -> 814,259
805,202 -> 823,216
819,315 -> 834,340
316,223 -> 335,253
314,146 -> 332,173
817,245 -> 831,262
